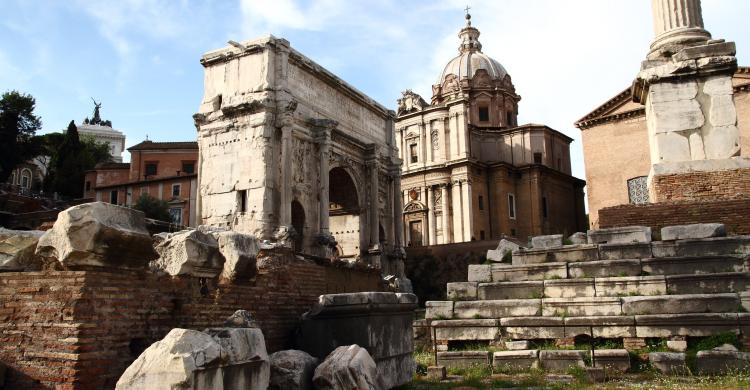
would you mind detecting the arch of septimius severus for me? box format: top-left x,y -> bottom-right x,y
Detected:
193,37 -> 406,282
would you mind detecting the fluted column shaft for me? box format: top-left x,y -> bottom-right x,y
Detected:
279,124 -> 293,227
650,0 -> 710,52
317,129 -> 331,235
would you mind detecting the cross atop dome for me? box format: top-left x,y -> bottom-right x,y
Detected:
464,5 -> 472,26
458,7 -> 481,53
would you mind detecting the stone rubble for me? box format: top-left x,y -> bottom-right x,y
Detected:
35,202 -> 157,269
269,350 -> 318,390
151,229 -> 225,277
312,345 -> 383,390
0,228 -> 44,271
486,239 -> 521,262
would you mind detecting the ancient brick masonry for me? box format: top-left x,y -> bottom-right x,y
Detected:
599,198 -> 750,235
650,168 -> 750,202
0,260 -> 382,390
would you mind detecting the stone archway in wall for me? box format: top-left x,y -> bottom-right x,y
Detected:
329,167 -> 362,260
403,200 -> 427,247
291,200 -> 305,252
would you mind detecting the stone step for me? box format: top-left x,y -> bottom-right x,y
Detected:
453,299 -> 541,319
594,275 -> 667,297
666,272 -> 750,294
493,350 -> 539,371
512,245 -> 599,265
641,256 -> 748,276
621,293 -> 740,316
592,349 -> 630,372
539,350 -> 587,372
490,262 -> 568,282
428,313 -> 744,342
436,351 -> 490,368
478,281 -> 543,300
542,296 -> 622,317
652,236 -> 750,258
569,259 -> 641,278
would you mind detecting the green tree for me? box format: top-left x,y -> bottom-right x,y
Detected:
0,91 -> 42,182
49,121 -> 111,198
133,194 -> 172,222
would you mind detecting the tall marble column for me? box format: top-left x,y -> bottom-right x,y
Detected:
274,100 -> 297,245
367,147 -> 381,254
427,186 -> 437,245
649,0 -> 711,55
440,184 -> 450,244
451,181 -> 463,243
393,170 -> 404,249
313,119 -> 336,249
461,179 -> 473,241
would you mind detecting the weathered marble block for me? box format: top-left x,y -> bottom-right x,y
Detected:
493,350 -> 539,371
544,278 -> 595,298
587,226 -> 651,245
478,281 -> 543,300
425,301 -> 454,319
432,319 -> 500,342
454,299 -> 541,319
531,234 -> 563,249
542,297 -> 622,317
436,351 -> 490,369
635,313 -> 740,337
505,340 -> 530,350
649,352 -> 689,375
539,350 -> 587,372
446,282 -> 478,301
695,350 -> 750,375
592,349 -> 630,372
641,256 -> 747,275
564,316 -> 636,338
468,264 -> 492,282
501,317 -> 564,339
661,223 -> 726,241
568,259 -> 641,278
491,262 -> 567,282
598,242 -> 652,260
594,276 -> 666,297
651,236 -> 750,258
666,272 -> 750,294
621,293 -> 739,316
486,239 -> 520,263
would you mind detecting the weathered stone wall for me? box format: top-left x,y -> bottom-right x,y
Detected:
0,259 -> 382,389
598,198 -> 750,235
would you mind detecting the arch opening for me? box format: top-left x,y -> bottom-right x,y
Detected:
329,167 -> 361,259
291,200 -> 305,252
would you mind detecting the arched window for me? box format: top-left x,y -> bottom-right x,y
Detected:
20,169 -> 32,189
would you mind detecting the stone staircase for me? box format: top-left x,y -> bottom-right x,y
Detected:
421,224 -> 750,372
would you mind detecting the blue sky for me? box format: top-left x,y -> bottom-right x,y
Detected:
2,0 -> 749,182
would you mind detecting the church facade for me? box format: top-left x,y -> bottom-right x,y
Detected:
396,15 -> 586,246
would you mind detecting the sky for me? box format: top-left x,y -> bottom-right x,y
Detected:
1,0 -> 749,183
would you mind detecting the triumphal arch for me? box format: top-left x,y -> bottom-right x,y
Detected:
193,35 -> 405,274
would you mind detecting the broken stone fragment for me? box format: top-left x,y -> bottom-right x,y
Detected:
269,349 -> 318,390
216,231 -> 259,281
0,228 -> 44,271
312,345 -> 383,390
35,202 -> 157,269
486,239 -> 520,262
224,309 -> 258,328
151,229 -> 225,277
116,327 -> 270,390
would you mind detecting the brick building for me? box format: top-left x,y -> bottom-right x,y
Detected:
395,14 -> 587,245
84,140 -> 198,226
575,67 -> 750,228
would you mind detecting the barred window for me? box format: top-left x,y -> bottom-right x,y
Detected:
627,176 -> 649,204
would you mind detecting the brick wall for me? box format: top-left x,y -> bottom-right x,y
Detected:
0,258 -> 382,389
599,197 -> 750,235
652,168 -> 750,202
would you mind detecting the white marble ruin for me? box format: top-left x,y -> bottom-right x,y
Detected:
193,35 -> 406,277
633,0 -> 750,188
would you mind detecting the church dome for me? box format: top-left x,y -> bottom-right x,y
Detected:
436,13 -> 508,84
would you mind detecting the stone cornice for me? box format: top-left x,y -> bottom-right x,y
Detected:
576,107 -> 646,130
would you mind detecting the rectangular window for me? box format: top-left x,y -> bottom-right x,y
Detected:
172,184 -> 181,197
542,196 -> 548,218
480,230 -> 485,240
110,190 -> 118,204
510,228 -> 516,237
169,208 -> 183,225
478,106 -> 489,122
145,162 -> 157,176
508,193 -> 516,220
478,195 -> 484,211
506,112 -> 513,127
182,161 -> 195,174
409,144 -> 418,163
85,181 -> 91,191
238,190 -> 247,213
533,152 -> 543,164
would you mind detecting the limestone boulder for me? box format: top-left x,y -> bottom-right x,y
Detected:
35,202 -> 157,269
661,223 -> 726,241
0,228 -> 44,271
312,345 -> 383,390
152,229 -> 225,277
486,239 -> 520,262
216,231 -> 259,281
269,350 -> 318,390
117,327 -> 270,390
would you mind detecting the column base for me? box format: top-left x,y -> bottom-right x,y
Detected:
315,232 -> 338,259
